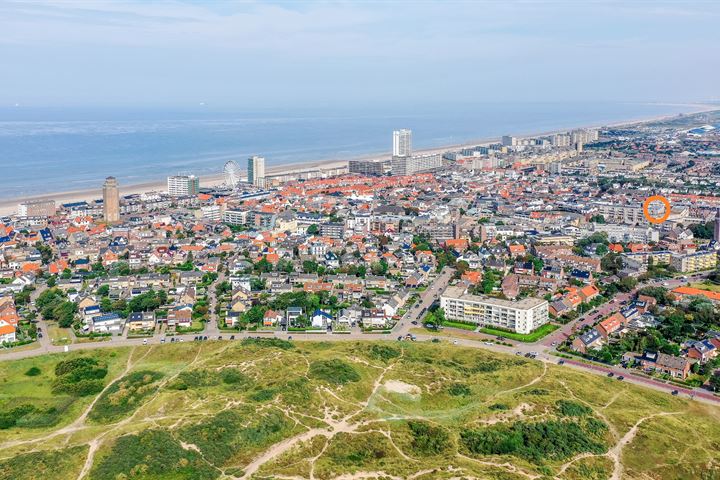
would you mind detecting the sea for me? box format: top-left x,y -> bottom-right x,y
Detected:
0,102 -> 706,200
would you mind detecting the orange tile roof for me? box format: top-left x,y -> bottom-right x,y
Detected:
0,323 -> 15,335
672,286 -> 720,302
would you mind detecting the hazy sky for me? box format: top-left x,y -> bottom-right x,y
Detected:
1,0 -> 718,108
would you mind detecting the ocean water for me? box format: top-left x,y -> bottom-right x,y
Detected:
0,102 -> 703,199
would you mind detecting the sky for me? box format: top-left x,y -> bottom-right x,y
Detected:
0,0 -> 718,109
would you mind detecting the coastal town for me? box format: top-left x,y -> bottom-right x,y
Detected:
2,109 -> 720,403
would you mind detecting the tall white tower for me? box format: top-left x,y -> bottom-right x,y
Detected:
247,155 -> 266,188
392,129 -> 412,157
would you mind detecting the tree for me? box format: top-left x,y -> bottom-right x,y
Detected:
254,258 -> 273,273
307,224 -> 320,235
710,372 -> 720,392
277,259 -> 294,273
302,260 -> 319,273
371,260 -> 389,276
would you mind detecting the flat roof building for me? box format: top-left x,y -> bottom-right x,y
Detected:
248,156 -> 266,188
440,285 -> 548,334
167,175 -> 200,197
17,199 -> 56,218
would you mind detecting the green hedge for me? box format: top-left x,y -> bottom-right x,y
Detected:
479,323 -> 559,342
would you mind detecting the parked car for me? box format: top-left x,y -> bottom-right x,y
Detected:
617,376 -> 624,381
607,372 -> 614,377
671,390 -> 679,396
229,335 -> 235,340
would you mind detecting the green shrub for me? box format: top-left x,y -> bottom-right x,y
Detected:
327,432 -> 388,466
407,420 -> 451,454
249,388 -> 277,402
0,445 -> 88,480
220,368 -> 250,385
585,417 -> 609,436
460,420 -> 607,463
447,383 -> 471,396
556,400 -> 593,417
525,388 -> 549,396
241,337 -> 294,350
489,403 -> 509,411
178,409 -> 291,466
168,369 -> 219,390
309,359 -> 360,385
88,370 -> 164,423
367,344 -> 400,362
52,378 -> 105,397
51,357 -> 108,397
90,430 -> 217,480
24,366 -> 41,377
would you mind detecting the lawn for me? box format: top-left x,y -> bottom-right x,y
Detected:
0,341 -> 717,480
442,320 -> 477,331
479,323 -> 559,342
689,282 -> 720,292
46,324 -> 73,346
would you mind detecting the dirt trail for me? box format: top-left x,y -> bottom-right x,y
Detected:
607,412 -> 682,480
491,362 -> 548,399
240,354 -> 403,479
76,344 -> 206,480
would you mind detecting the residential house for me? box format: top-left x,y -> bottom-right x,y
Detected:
572,328 -> 603,354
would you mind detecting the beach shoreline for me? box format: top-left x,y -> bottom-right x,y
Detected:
1,103 -> 716,216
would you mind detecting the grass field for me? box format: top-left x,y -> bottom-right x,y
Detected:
0,340 -> 717,479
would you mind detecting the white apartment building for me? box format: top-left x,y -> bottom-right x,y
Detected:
167,175 -> 200,197
440,285 -> 549,334
248,155 -> 266,187
223,209 -> 248,226
200,205 -> 222,221
392,129 -> 412,157
590,224 -> 659,243
391,153 -> 442,176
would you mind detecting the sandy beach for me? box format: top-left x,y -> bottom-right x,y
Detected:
1,103 -> 716,217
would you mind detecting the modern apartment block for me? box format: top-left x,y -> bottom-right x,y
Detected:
349,159 -> 390,176
17,199 -> 56,218
392,129 -> 412,157
248,155 -> 266,187
440,285 -> 549,334
167,175 -> 200,196
670,251 -> 718,273
590,224 -> 660,243
391,153 -> 442,176
595,203 -> 645,225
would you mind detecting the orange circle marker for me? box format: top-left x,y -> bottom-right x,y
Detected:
643,195 -> 671,224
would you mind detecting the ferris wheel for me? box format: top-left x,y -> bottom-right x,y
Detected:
223,160 -> 241,188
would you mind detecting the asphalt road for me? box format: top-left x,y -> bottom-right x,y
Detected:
2,269 -> 718,406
